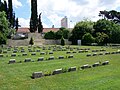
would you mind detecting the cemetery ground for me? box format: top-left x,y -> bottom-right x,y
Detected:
0,45 -> 120,90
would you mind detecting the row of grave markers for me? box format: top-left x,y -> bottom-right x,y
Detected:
8,55 -> 74,64
86,51 -> 120,57
32,61 -> 109,79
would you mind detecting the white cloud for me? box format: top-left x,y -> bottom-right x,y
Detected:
1,0 -> 22,8
18,18 -> 30,27
24,0 -> 120,28
12,0 -> 22,8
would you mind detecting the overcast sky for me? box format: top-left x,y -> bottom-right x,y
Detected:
2,0 -> 120,28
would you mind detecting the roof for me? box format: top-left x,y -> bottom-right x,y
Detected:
43,28 -> 59,33
17,28 -> 30,33
17,28 -> 60,33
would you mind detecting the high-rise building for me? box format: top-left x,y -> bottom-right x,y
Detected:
61,16 -> 68,28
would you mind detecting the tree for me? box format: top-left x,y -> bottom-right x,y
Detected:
70,20 -> 94,44
29,37 -> 34,46
30,0 -> 38,32
38,13 -> 43,33
15,18 -> 18,31
95,32 -> 109,45
0,11 -> 9,44
99,10 -> 120,24
8,0 -> 14,27
61,36 -> 65,46
55,27 -> 70,39
44,31 -> 55,39
82,33 -> 95,45
93,19 -> 113,36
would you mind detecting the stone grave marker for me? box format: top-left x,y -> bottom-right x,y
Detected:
32,71 -> 43,79
52,68 -> 62,75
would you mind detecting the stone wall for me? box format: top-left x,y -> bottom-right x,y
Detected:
44,39 -> 71,45
7,33 -> 71,46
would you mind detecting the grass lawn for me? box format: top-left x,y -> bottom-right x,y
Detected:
0,45 -> 120,90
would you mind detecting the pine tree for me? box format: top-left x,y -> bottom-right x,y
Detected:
38,13 -> 43,33
30,0 -> 38,32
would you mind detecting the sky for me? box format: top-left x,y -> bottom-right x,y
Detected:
2,0 -> 120,28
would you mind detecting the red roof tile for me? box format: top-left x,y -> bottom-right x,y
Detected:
17,28 -> 60,33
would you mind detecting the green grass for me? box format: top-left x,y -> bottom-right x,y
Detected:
0,45 -> 120,90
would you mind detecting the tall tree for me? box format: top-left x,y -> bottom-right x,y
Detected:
8,0 -> 14,27
38,13 -> 43,33
99,10 -> 120,24
30,0 -> 38,32
0,11 -> 9,44
15,18 -> 18,31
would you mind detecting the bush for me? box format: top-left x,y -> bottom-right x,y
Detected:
44,31 -> 55,39
61,36 -> 65,46
29,37 -> 34,46
82,33 -> 95,45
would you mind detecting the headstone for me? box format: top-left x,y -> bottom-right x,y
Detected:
86,53 -> 91,57
93,53 -> 97,56
9,59 -> 16,64
68,66 -> 76,72
92,62 -> 100,67
24,58 -> 31,62
68,55 -> 73,58
40,52 -> 45,55
48,56 -> 54,60
31,52 -> 36,56
38,57 -> 44,61
66,51 -> 71,54
3,50 -> 7,53
22,53 -> 27,56
49,52 -> 53,54
81,64 -> 91,69
11,53 -> 16,57
52,68 -> 62,75
102,61 -> 109,65
58,56 -> 64,59
32,71 -> 43,79
0,54 -> 4,57
36,50 -> 40,52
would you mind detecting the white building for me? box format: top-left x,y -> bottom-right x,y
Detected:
61,16 -> 68,28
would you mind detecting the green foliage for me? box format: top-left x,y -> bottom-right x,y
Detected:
93,19 -> 113,35
44,31 -> 55,39
99,10 -> 120,23
29,37 -> 34,45
0,32 -> 7,44
82,33 -> 95,45
0,11 -> 9,44
55,27 -> 70,39
30,0 -> 38,32
95,32 -> 109,45
70,20 -> 94,44
38,13 -> 43,33
61,36 -> 65,46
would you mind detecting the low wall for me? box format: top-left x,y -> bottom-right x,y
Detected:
44,39 -> 71,45
7,39 -> 71,46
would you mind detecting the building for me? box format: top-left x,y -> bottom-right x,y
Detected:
61,16 -> 68,28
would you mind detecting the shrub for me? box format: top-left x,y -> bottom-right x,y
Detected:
29,37 -> 34,46
61,36 -> 65,46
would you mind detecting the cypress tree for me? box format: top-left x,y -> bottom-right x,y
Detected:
38,13 -> 43,33
8,0 -> 13,27
4,0 -> 8,18
15,18 -> 18,31
30,0 -> 38,32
